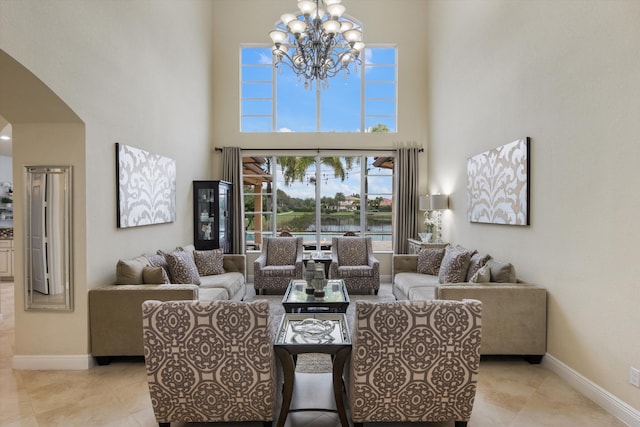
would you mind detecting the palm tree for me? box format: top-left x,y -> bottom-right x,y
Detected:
278,156 -> 358,186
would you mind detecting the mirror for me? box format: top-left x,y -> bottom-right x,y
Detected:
24,166 -> 73,311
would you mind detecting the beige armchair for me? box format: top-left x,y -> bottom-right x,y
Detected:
349,299 -> 482,427
254,236 -> 304,294
329,236 -> 380,294
142,299 -> 276,427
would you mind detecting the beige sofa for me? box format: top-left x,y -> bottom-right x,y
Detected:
393,253 -> 547,363
89,252 -> 246,365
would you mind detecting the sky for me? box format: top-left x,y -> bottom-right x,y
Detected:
241,46 -> 396,133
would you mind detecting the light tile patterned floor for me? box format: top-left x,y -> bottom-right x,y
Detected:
0,282 -> 628,427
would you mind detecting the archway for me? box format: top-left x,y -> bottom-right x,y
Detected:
0,49 -> 89,368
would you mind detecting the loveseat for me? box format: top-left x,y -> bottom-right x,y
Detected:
89,245 -> 246,364
393,245 -> 547,363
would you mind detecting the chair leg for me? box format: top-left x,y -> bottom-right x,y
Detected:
263,421 -> 273,427
455,421 -> 468,427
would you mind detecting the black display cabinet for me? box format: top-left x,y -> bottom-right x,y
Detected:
193,180 -> 232,252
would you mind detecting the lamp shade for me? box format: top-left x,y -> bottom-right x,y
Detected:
429,194 -> 449,210
419,195 -> 430,211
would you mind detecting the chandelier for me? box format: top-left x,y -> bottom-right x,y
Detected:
268,0 -> 365,89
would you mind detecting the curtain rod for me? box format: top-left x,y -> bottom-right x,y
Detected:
214,147 -> 423,153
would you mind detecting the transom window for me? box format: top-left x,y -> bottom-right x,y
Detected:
241,46 -> 397,133
243,154 -> 395,252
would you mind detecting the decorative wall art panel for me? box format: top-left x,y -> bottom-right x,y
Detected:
116,143 -> 176,228
467,137 -> 530,226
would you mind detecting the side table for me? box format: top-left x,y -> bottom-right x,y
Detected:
273,313 -> 352,427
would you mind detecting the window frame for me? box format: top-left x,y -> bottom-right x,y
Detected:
242,152 -> 396,253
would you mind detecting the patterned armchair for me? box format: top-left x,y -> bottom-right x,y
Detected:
349,299 -> 482,427
329,237 -> 380,294
254,236 -> 304,294
142,300 -> 276,427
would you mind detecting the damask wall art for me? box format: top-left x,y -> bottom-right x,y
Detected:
116,143 -> 176,228
467,137 -> 530,226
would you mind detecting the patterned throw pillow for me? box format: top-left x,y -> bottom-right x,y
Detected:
417,248 -> 445,275
194,249 -> 225,276
266,237 -> 297,266
164,250 -> 201,285
438,246 -> 472,284
465,252 -> 492,281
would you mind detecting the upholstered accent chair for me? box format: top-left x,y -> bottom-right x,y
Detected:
142,299 -> 276,427
329,236 -> 380,294
254,236 -> 304,294
349,299 -> 483,427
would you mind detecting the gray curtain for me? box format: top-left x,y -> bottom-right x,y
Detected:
395,147 -> 420,254
221,147 -> 244,254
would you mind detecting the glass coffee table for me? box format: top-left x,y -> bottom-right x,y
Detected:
273,313 -> 352,427
282,279 -> 350,313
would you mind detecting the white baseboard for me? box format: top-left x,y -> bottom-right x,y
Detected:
13,354 -> 95,370
543,354 -> 640,426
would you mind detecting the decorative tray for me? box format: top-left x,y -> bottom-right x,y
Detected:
274,313 -> 351,345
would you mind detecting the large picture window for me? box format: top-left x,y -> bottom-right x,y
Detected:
243,154 -> 395,252
241,46 -> 397,133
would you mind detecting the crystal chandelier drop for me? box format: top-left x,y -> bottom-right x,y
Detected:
268,0 -> 365,89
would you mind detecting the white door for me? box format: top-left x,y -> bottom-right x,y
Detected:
30,173 -> 48,294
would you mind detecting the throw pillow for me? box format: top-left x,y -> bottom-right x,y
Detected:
177,244 -> 196,253
438,246 -> 472,284
266,237 -> 297,266
115,256 -> 149,285
194,249 -> 225,276
487,260 -> 517,283
164,250 -> 201,285
417,248 -> 445,275
142,266 -> 169,284
146,253 -> 172,282
469,264 -> 491,283
465,252 -> 492,281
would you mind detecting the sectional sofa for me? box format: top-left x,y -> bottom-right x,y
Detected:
393,245 -> 547,363
89,245 -> 246,364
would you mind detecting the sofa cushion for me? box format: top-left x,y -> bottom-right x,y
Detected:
417,248 -> 445,275
438,246 -> 472,284
142,266 -> 169,284
466,252 -> 492,281
393,272 -> 440,300
199,272 -> 245,300
197,286 -> 230,302
469,264 -> 491,283
194,249 -> 225,276
259,265 -> 297,277
164,250 -> 201,285
487,260 -> 517,282
408,286 -> 436,300
115,256 -> 149,285
337,265 -> 375,277
266,237 -> 297,266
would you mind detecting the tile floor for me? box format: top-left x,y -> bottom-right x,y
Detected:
0,281 -> 628,427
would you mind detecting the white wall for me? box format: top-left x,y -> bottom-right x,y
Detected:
0,0 -> 216,357
425,0 -> 640,411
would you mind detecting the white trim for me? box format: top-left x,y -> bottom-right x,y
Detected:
543,354 -> 639,426
13,354 -> 95,370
